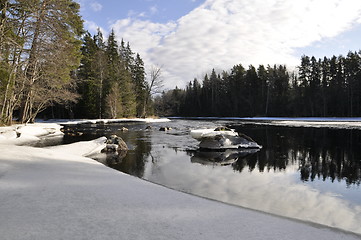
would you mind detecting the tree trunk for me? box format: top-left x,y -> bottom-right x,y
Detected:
18,1 -> 47,123
265,84 -> 270,116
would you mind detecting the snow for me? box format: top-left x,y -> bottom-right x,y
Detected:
0,123 -> 63,145
46,137 -> 107,157
190,128 -> 238,140
243,117 -> 361,129
175,117 -> 361,129
48,117 -> 171,125
0,122 -> 360,239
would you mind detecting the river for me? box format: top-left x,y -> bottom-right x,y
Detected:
59,119 -> 361,234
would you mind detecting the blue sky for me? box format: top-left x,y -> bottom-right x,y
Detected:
77,0 -> 361,89
79,0 -> 203,26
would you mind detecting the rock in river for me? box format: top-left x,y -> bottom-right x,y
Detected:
102,135 -> 128,152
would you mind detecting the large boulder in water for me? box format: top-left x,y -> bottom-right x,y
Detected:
102,135 -> 128,152
191,126 -> 262,150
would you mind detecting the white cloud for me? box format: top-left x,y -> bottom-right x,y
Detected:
110,0 -> 361,89
111,18 -> 176,61
84,20 -> 108,36
90,2 -> 102,12
150,5 -> 158,15
128,10 -> 147,18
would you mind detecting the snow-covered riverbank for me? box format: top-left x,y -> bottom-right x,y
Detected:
244,117 -> 361,129
173,117 -> 361,129
0,123 -> 63,145
0,122 -> 360,239
48,117 -> 172,125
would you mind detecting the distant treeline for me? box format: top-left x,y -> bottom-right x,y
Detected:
155,51 -> 361,117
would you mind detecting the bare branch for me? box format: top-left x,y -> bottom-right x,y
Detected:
149,65 -> 164,95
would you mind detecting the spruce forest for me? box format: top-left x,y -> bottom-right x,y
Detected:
75,30 -> 151,120
1,1 -> 361,125
156,53 -> 361,118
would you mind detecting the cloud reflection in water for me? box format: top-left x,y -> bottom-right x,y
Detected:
144,147 -> 361,235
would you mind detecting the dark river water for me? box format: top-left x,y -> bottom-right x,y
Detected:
59,119 -> 361,234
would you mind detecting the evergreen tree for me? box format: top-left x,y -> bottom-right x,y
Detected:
132,53 -> 147,117
76,31 -> 100,118
309,57 -> 322,116
298,55 -> 312,115
93,30 -> 107,118
209,69 -> 219,115
274,65 -> 290,116
320,57 -> 330,116
245,65 -> 260,116
334,56 -> 346,116
228,64 -> 246,116
344,51 -> 361,116
257,65 -> 269,115
104,29 -> 121,118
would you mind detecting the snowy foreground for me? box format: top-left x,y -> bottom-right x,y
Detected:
0,122 -> 360,239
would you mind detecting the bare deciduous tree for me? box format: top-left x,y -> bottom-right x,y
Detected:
106,82 -> 122,119
143,65 -> 164,117
149,65 -> 164,95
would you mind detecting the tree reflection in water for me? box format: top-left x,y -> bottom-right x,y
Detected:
62,122 -> 153,178
190,149 -> 260,166
105,129 -> 152,178
61,121 -> 361,186
229,125 -> 361,186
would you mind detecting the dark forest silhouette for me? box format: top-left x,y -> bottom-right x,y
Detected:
155,52 -> 361,118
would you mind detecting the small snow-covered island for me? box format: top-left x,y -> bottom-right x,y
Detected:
190,126 -> 262,150
190,126 -> 262,165
0,120 -> 360,240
